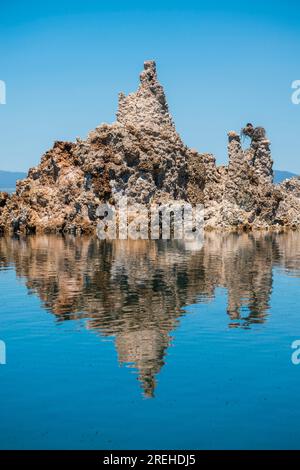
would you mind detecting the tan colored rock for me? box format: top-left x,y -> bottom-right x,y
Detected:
0,60 -> 299,234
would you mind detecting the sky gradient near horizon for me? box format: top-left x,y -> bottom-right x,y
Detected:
0,1 -> 300,172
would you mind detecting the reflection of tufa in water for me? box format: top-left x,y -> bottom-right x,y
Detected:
116,329 -> 168,398
1,233 -> 300,395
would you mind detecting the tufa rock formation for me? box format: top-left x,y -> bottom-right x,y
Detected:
0,60 -> 300,234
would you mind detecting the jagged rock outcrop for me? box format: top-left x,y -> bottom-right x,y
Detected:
275,176 -> 300,227
0,60 -> 300,234
116,60 -> 174,131
209,131 -> 282,228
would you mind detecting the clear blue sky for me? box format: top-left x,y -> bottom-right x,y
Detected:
0,0 -> 300,172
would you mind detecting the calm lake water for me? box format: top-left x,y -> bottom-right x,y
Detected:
0,232 -> 300,449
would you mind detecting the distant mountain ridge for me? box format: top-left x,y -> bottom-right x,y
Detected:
0,170 -> 27,190
274,170 -> 298,184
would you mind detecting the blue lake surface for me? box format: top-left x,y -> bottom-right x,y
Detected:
0,233 -> 299,449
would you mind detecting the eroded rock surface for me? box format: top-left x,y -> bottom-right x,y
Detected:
0,60 -> 299,234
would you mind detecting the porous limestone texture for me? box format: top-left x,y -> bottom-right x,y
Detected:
1,60 -> 300,234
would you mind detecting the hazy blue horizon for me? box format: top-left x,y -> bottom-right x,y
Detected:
0,1 -> 300,172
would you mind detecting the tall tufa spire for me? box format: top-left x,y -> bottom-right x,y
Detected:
116,60 -> 175,130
